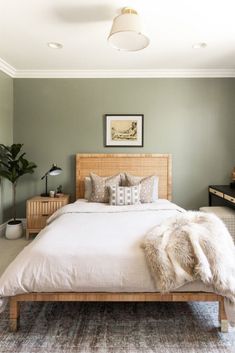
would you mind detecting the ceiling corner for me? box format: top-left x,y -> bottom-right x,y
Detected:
0,57 -> 16,77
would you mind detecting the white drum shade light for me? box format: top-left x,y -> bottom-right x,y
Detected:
108,8 -> 149,51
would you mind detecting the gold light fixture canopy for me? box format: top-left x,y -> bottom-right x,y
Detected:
108,7 -> 150,51
122,7 -> 138,15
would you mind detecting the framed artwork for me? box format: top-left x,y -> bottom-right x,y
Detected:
105,114 -> 144,147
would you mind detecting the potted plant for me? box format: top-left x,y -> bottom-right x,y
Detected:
0,144 -> 37,239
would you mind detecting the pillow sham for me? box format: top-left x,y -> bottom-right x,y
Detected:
125,173 -> 159,203
89,173 -> 121,203
109,185 -> 140,206
85,173 -> 126,200
84,177 -> 92,200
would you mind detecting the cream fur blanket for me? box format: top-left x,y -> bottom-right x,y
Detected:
143,212 -> 235,303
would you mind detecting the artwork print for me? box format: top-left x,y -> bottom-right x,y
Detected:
105,115 -> 144,147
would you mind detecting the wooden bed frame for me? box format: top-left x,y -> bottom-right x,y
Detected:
9,154 -> 228,332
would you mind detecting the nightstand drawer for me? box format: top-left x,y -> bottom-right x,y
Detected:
27,200 -> 65,216
27,215 -> 48,230
209,188 -> 223,198
26,195 -> 69,239
224,194 -> 235,204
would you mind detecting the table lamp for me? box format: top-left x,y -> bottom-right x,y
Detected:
41,164 -> 62,197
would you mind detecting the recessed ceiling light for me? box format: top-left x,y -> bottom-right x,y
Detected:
192,42 -> 207,49
47,42 -> 63,49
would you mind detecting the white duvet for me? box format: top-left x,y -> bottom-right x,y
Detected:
0,199 -> 235,324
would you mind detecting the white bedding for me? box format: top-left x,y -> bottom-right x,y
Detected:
0,199 -> 184,294
0,199 -> 235,324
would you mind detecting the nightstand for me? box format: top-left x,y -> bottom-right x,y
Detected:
208,185 -> 235,210
26,195 -> 69,239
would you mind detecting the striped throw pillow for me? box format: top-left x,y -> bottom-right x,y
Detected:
109,185 -> 140,206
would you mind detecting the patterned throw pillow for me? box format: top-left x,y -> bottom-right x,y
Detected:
109,185 -> 140,206
125,173 -> 159,203
85,174 -> 126,200
89,173 -> 121,203
84,177 -> 92,200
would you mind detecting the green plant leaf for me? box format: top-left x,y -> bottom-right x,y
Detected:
0,143 -> 37,217
0,170 -> 13,182
10,144 -> 23,159
0,161 -> 10,169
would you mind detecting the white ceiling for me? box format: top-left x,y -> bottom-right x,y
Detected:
1,0 -> 235,77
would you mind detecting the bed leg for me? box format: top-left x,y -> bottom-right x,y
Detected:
9,298 -> 20,332
219,299 -> 228,333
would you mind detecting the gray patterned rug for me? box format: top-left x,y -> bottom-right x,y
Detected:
0,302 -> 235,353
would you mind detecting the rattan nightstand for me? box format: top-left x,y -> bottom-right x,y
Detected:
26,195 -> 69,239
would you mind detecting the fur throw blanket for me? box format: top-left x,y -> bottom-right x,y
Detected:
142,211 -> 235,303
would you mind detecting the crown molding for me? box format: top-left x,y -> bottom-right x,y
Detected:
13,68 -> 235,78
1,56 -> 235,79
0,58 -> 16,77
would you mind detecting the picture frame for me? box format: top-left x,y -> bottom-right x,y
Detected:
104,114 -> 144,147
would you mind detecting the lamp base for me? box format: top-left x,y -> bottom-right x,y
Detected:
40,193 -> 49,197
230,182 -> 235,189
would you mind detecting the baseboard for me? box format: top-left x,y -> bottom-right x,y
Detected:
0,218 -> 26,237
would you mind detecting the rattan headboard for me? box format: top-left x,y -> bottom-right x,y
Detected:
76,154 -> 172,200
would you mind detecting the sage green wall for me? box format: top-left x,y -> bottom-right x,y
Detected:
0,71 -> 13,223
13,78 -> 235,217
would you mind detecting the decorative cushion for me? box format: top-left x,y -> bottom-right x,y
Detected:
85,175 -> 125,200
120,173 -> 127,186
89,173 -> 121,203
84,177 -> 92,200
125,173 -> 159,203
109,185 -> 140,206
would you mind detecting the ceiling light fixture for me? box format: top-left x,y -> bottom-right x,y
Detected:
192,42 -> 207,49
108,7 -> 149,51
47,42 -> 63,49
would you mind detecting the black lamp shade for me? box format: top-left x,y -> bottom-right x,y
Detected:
49,164 -> 62,176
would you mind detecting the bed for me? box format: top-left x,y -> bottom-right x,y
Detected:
0,154 -> 229,332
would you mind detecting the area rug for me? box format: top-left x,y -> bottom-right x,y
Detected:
0,302 -> 235,353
